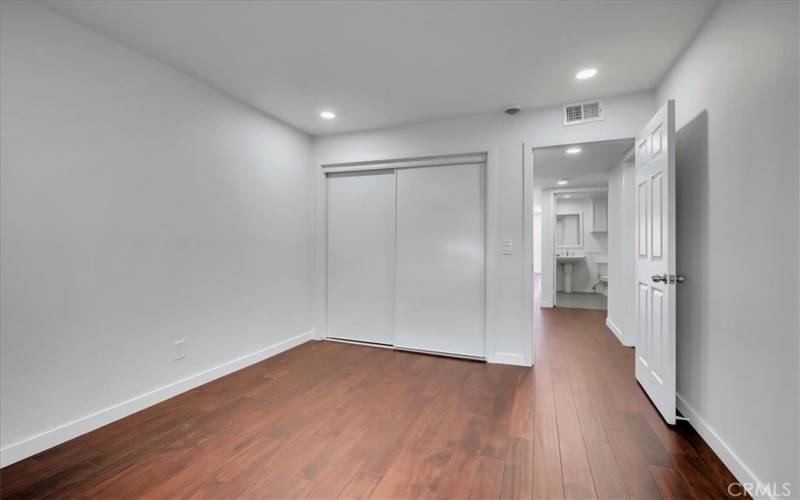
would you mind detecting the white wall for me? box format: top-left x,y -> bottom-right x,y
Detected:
553,195 -> 608,293
607,153 -> 635,346
0,1 -> 313,465
657,0 -> 799,494
313,92 -> 655,365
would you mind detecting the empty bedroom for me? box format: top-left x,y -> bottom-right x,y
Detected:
1,1 -> 798,499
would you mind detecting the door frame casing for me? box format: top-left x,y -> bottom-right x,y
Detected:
312,147 -> 513,364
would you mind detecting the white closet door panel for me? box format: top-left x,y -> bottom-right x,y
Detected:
326,171 -> 395,345
396,164 -> 485,357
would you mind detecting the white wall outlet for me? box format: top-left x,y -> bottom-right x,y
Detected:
173,339 -> 186,360
502,239 -> 513,255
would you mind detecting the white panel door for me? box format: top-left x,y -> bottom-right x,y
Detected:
326,170 -> 395,345
634,100 -> 677,424
395,164 -> 485,358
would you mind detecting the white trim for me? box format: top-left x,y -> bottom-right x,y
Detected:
522,143 -> 535,366
605,317 -> 625,345
321,152 -> 487,173
0,330 -> 313,468
489,352 -> 528,366
484,147 -> 504,364
312,159 -> 327,341
324,337 -> 394,350
395,346 -> 485,362
676,394 -> 771,499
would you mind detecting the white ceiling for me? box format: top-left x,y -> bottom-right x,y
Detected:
534,139 -> 634,190
41,1 -> 717,136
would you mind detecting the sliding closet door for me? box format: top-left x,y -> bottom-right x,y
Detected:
326,171 -> 395,345
395,164 -> 485,358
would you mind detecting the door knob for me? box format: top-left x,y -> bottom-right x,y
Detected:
652,273 -> 686,284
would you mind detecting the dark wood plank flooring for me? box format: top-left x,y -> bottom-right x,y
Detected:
2,282 -> 743,499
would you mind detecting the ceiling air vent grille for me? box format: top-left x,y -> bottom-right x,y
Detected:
563,100 -> 603,126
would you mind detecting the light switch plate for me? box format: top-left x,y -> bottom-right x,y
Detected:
502,239 -> 513,255
173,339 -> 186,360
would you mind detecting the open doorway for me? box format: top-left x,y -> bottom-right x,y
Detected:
532,138 -> 634,328
526,101 -> 680,426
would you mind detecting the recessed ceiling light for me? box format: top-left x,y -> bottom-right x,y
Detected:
575,68 -> 597,80
563,194 -> 572,198
566,147 -> 582,155
320,110 -> 336,119
557,178 -> 569,185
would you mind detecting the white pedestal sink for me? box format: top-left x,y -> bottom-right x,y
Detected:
556,255 -> 585,293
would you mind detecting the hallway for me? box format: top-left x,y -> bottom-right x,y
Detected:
531,308 -> 740,498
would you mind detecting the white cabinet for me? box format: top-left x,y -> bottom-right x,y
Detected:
592,196 -> 608,233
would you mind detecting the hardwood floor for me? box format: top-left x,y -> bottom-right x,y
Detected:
2,296 -> 742,499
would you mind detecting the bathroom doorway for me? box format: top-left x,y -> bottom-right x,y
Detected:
553,189 -> 608,309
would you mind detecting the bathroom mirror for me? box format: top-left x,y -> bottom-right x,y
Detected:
556,213 -> 583,248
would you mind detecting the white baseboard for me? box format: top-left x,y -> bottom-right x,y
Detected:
676,394 -> 770,499
539,300 -> 553,308
605,317 -> 626,345
490,352 -> 531,367
0,330 -> 313,468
